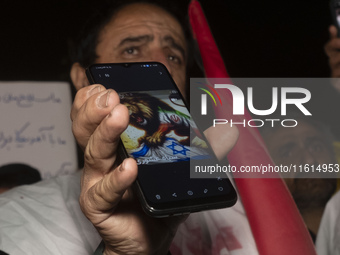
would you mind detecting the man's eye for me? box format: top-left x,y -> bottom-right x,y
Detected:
279,147 -> 295,158
168,55 -> 182,64
280,150 -> 292,158
124,47 -> 139,55
310,143 -> 324,153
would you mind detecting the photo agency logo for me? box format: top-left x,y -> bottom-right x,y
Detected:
194,79 -> 312,128
198,84 -> 223,115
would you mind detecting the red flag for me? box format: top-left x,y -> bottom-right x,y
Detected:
188,1 -> 316,254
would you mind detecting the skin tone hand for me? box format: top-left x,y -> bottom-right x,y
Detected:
325,25 -> 340,92
71,85 -> 238,255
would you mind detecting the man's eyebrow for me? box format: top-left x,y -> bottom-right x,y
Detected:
164,36 -> 186,60
118,35 -> 153,46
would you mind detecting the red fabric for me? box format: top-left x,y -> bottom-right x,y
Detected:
188,1 -> 316,254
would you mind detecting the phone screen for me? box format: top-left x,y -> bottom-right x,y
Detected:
119,90 -> 211,165
86,62 -> 237,216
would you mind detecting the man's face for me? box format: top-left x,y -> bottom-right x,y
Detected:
264,121 -> 334,168
263,121 -> 336,208
95,3 -> 187,97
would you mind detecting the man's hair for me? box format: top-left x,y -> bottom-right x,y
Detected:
0,164 -> 41,189
70,0 -> 195,69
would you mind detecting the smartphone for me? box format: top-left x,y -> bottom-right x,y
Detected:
86,62 -> 237,217
330,0 -> 340,37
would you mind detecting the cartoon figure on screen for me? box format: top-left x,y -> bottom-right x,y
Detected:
121,92 -> 191,147
120,92 -> 210,165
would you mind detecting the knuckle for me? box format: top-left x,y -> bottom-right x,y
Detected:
84,144 -> 96,167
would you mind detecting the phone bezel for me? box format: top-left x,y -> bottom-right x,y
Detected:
86,62 -> 237,217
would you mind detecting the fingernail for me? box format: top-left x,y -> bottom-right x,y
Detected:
87,86 -> 101,97
97,90 -> 112,108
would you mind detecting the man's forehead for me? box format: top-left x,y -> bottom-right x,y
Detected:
105,23 -> 184,42
98,4 -> 187,53
108,3 -> 184,36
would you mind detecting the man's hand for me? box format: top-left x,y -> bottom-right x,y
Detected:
71,84 -> 238,255
325,25 -> 340,92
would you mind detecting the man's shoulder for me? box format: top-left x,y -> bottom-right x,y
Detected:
325,189 -> 340,213
0,171 -> 82,203
0,171 -> 101,254
0,171 -> 82,220
316,190 -> 340,255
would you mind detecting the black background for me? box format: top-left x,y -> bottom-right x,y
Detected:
1,0 -> 340,137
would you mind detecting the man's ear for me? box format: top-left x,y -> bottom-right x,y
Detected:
70,62 -> 90,91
